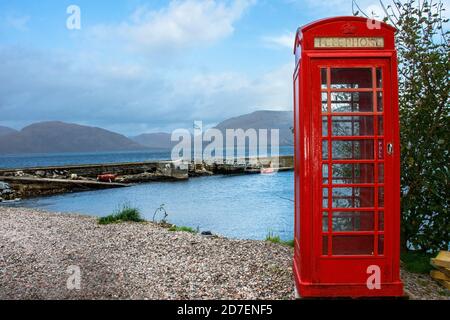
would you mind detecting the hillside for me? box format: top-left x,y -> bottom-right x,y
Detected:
0,122 -> 146,154
215,110 -> 293,146
130,133 -> 174,149
0,126 -> 18,137
0,111 -> 293,154
133,110 -> 294,149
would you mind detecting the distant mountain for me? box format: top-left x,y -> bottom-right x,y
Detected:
0,111 -> 293,155
0,126 -> 18,137
0,121 -> 146,155
215,110 -> 293,146
130,133 -> 174,149
132,110 -> 294,149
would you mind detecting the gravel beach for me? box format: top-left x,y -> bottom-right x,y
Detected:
0,207 -> 447,300
0,207 -> 293,300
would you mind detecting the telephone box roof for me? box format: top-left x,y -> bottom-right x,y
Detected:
294,16 -> 397,53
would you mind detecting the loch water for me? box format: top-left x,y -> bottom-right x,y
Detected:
18,171 -> 294,241
1,149 -> 295,241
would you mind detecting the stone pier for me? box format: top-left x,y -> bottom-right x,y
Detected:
0,156 -> 293,200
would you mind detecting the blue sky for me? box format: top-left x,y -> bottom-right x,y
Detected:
0,0 -> 446,135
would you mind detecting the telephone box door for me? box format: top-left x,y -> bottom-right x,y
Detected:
311,58 -> 395,285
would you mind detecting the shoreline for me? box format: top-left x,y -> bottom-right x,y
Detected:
0,156 -> 294,200
0,207 -> 447,300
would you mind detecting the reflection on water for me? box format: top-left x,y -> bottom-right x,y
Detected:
20,171 -> 294,241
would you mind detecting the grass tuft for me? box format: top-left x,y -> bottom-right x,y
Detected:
265,232 -> 294,247
168,225 -> 198,233
401,250 -> 434,274
283,239 -> 295,247
98,204 -> 145,225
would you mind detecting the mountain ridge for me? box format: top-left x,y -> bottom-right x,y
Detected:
0,110 -> 294,154
0,126 -> 18,137
0,121 -> 146,155
131,110 -> 293,149
215,110 -> 293,146
130,132 -> 174,149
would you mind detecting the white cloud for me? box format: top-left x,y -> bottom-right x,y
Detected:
170,63 -> 293,123
0,1 -> 297,135
91,0 -> 255,53
262,32 -> 295,49
0,46 -> 292,135
4,13 -> 30,31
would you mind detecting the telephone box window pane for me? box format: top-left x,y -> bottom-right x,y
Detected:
323,188 -> 329,208
377,92 -> 383,112
378,116 -> 384,135
323,236 -> 328,255
330,68 -> 372,89
332,187 -> 375,208
322,140 -> 329,159
321,68 -> 328,89
332,211 -> 374,231
322,92 -> 328,112
332,163 -> 375,184
323,212 -> 329,231
332,140 -> 374,160
376,68 -> 382,88
322,116 -> 328,136
322,164 -> 329,184
332,235 -> 374,255
378,235 -> 385,255
379,211 -> 384,231
378,164 -> 384,183
331,92 -> 373,112
379,187 -> 385,207
331,116 -> 374,136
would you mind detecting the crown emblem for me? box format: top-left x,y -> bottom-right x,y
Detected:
341,23 -> 357,34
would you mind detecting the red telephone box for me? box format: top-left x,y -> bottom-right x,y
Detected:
293,17 -> 403,297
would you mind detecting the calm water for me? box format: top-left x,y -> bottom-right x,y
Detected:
0,146 -> 294,169
18,171 -> 294,241
1,149 -> 294,240
0,150 -> 172,169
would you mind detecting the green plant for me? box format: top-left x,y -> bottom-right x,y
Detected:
394,0 -> 449,253
401,250 -> 434,274
168,225 -> 197,233
438,289 -> 450,297
265,232 -> 294,247
283,239 -> 295,247
355,0 -> 450,253
98,204 -> 145,225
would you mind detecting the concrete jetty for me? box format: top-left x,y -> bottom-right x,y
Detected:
0,156 -> 293,200
0,176 -> 130,199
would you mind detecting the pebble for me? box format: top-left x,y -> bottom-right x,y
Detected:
0,207 -> 447,300
0,207 -> 294,300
